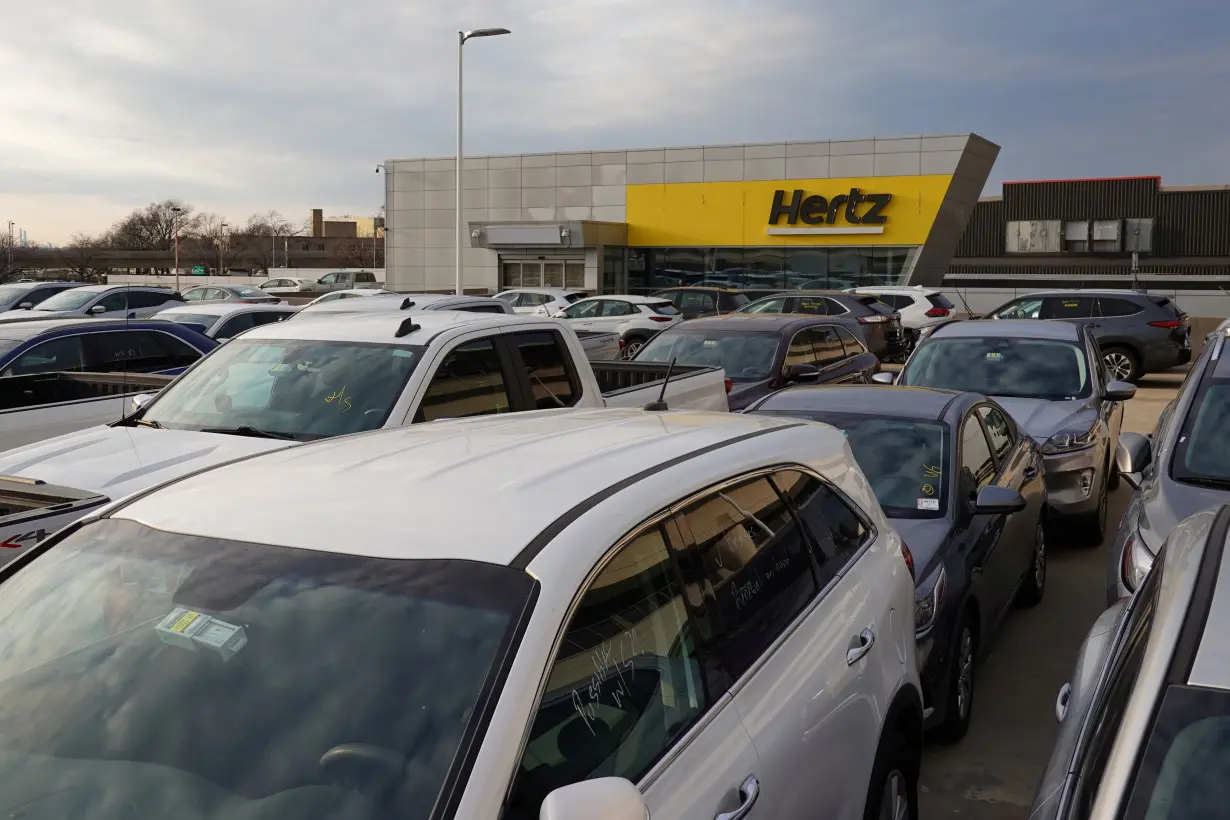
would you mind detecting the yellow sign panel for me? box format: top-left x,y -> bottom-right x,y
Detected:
626,174 -> 954,247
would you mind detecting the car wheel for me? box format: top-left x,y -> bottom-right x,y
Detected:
622,336 -> 648,360
862,731 -> 918,820
933,612 -> 977,743
1102,346 -> 1141,383
1016,517 -> 1047,607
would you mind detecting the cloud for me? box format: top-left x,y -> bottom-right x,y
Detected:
1,0 -> 1227,243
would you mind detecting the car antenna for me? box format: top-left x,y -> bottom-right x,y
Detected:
394,317 -> 421,338
954,287 -> 975,318
400,298 -> 415,310
642,357 -> 676,412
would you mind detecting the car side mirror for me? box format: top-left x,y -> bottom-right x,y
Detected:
130,393 -> 154,412
1104,380 -> 1137,401
1117,432 -> 1152,489
974,485 -> 1028,515
90,305 -> 107,314
540,778 -> 646,820
870,371 -> 896,385
550,310 -> 567,318
785,364 -> 822,383
17,301 -> 33,310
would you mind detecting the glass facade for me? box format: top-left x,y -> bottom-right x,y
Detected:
625,247 -> 915,298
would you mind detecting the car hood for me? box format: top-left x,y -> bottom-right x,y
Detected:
1136,476 -> 1230,556
889,517 -> 953,587
991,397 -> 1096,443
0,426 -> 293,500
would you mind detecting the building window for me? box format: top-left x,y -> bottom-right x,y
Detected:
1064,221 -> 1090,253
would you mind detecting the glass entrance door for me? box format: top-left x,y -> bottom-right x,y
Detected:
500,259 -> 586,290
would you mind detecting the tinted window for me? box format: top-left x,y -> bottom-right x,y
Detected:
506,523 -> 705,820
417,339 -> 512,423
991,298 -> 1042,320
129,291 -> 173,309
835,326 -> 866,357
782,329 -> 818,370
772,469 -> 871,581
673,475 -> 818,684
96,291 -> 128,312
252,311 -> 290,327
679,291 -> 717,315
151,331 -> 205,368
743,296 -> 789,314
511,331 -> 579,409
1097,297 -> 1143,317
216,313 -> 258,339
1173,379 -> 1230,484
600,300 -> 633,317
960,414 -> 997,499
794,296 -> 829,315
458,303 -> 507,314
902,337 -> 1092,400
636,329 -> 781,383
977,405 -> 1014,461
1041,296 -> 1094,319
720,292 -> 750,311
1,335 -> 86,376
356,272 -> 376,282
927,293 -> 956,310
812,326 -> 845,366
649,302 -> 680,316
563,300 -> 601,319
85,330 -> 174,373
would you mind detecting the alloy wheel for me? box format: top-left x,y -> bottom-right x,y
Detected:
879,770 -> 910,820
956,628 -> 974,720
623,341 -> 643,359
1104,351 -> 1133,381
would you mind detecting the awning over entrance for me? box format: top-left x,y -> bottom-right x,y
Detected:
467,220 -> 628,250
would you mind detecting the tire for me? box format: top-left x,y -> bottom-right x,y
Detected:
862,731 -> 919,820
932,611 -> 977,743
621,335 -> 648,360
1016,516 -> 1047,607
1102,345 -> 1141,383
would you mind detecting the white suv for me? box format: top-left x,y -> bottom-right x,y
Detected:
549,295 -> 683,357
4,409 -> 922,820
494,287 -> 589,315
847,286 -> 958,351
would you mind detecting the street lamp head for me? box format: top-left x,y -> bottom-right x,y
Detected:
462,27 -> 510,42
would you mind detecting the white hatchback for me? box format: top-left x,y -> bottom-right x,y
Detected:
0,409 -> 922,820
549,295 -> 683,357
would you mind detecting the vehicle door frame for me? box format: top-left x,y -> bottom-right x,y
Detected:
1083,326 -> 1122,473
808,323 -> 859,383
90,289 -> 129,318
974,400 -> 1043,598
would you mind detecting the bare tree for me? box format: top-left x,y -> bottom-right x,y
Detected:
57,234 -> 111,282
329,239 -> 369,269
103,199 -> 200,252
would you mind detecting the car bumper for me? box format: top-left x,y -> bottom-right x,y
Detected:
1042,446 -> 1104,517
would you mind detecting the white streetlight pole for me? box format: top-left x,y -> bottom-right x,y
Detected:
457,27 -> 510,296
171,207 -> 182,290
218,222 -> 229,276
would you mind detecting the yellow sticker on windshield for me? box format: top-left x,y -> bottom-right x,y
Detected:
922,464 -> 942,478
921,483 -> 936,496
168,609 -> 202,633
986,352 -> 1003,360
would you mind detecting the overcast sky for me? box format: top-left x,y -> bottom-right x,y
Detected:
3,0 -> 1227,244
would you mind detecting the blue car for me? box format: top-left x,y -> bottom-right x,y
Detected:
0,318 -> 217,378
746,384 -> 1047,741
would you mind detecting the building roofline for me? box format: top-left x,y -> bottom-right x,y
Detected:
1004,175 -> 1161,185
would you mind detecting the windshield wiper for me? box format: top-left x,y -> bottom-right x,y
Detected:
200,426 -> 299,441
1178,475 -> 1230,490
133,418 -> 164,429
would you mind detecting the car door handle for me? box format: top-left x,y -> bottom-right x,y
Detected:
715,775 -> 760,820
846,628 -> 875,666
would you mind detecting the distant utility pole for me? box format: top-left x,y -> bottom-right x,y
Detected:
5,221 -> 13,276
218,222 -> 229,275
171,206 -> 182,290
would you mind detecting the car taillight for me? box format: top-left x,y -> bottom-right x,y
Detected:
649,316 -> 673,322
724,378 -> 733,394
901,542 -> 916,582
925,307 -> 950,317
1149,320 -> 1184,328
858,315 -> 889,324
618,339 -> 626,350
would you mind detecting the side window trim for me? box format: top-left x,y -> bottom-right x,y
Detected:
152,329 -> 206,354
972,403 -> 1013,470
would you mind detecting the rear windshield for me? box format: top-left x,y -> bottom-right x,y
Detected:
649,302 -> 680,315
721,292 -> 751,309
927,293 -> 956,310
635,328 -> 780,382
564,292 -> 587,303
860,297 -> 895,315
232,286 -> 267,299
0,286 -> 35,307
161,312 -> 219,329
1153,296 -> 1187,319
0,518 -> 534,820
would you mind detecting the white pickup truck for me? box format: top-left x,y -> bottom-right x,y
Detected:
0,311 -> 728,562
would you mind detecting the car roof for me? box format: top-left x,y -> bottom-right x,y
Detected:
498,287 -> 580,295
851,285 -> 940,294
753,384 -> 965,421
184,283 -> 260,291
156,303 -> 298,319
299,293 -> 497,314
0,318 -> 194,342
654,286 -> 745,294
668,314 -> 830,332
930,318 -> 1082,341
63,284 -> 168,294
577,294 -> 672,304
238,308 -> 530,344
112,409 -> 809,564
1012,289 -> 1149,299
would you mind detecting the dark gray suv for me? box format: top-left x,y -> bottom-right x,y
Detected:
984,290 -> 1191,382
1107,321 -> 1230,603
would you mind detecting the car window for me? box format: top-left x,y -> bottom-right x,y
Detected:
356,272 -> 376,283
458,303 -> 508,314
416,339 -> 512,423
960,414 -> 997,499
637,330 -> 781,383
1041,297 -> 1094,319
772,469 -> 871,582
252,311 -> 291,327
1172,377 -> 1230,484
151,331 -> 205,367
991,298 -> 1043,319
84,331 -> 177,373
96,292 -> 128,312
600,300 -> 633,317
1,335 -> 87,376
522,293 -> 550,306
902,337 -> 1092,400
835,326 -> 866,357
216,313 -> 258,340
793,297 -> 828,315
744,296 -> 789,315
494,292 -> 519,305
505,522 -> 706,820
510,331 -> 579,409
129,291 -> 173,309
811,326 -> 845,366
977,405 -> 1014,461
319,273 -> 338,284
182,289 -> 207,302
1097,297 -> 1143,318
649,301 -> 680,316
679,291 -> 716,315
783,329 -> 818,371
721,292 -> 751,311
26,287 -> 64,307
673,474 -> 819,687
563,300 -> 601,320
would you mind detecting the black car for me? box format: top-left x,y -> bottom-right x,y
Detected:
736,290 -> 908,360
891,319 -> 1136,543
1107,321 -> 1230,603
632,314 -> 879,410
983,289 -> 1191,382
745,384 -> 1047,740
649,286 -> 750,319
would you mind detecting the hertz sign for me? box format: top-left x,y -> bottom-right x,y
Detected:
768,188 -> 893,228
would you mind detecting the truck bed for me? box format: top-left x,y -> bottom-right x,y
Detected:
591,361 -> 730,412
0,474 -> 109,564
573,330 -> 622,362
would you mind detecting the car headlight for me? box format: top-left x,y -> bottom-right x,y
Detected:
915,564 -> 948,637
1041,424 -> 1099,454
1121,531 -> 1156,593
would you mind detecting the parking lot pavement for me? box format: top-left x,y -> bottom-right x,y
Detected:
918,370 -> 1185,818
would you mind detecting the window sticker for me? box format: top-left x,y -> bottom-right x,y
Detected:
986,351 -> 1003,361
917,498 -> 940,511
922,463 -> 942,479
156,607 -> 248,661
920,483 -> 936,497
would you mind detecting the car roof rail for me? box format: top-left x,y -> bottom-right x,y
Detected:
924,317 -> 966,336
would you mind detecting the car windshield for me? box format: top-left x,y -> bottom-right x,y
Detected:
901,337 -> 1092,400
0,286 -> 35,307
0,339 -> 21,358
161,313 -> 218,330
750,410 -> 948,517
0,518 -> 534,820
1172,379 -> 1230,486
635,329 -> 781,382
142,338 -> 425,440
33,289 -> 100,312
